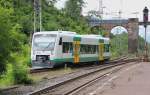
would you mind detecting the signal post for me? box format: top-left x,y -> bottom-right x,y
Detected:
143,7 -> 149,61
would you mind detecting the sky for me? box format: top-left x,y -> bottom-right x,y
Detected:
82,0 -> 150,21
55,0 -> 150,21
55,0 -> 150,42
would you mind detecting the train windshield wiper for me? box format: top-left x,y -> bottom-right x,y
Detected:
43,42 -> 54,50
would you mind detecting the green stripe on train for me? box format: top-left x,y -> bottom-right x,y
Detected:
51,58 -> 73,63
51,56 -> 101,63
73,35 -> 81,41
79,57 -> 99,62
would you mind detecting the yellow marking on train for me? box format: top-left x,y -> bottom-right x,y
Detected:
73,41 -> 80,63
99,43 -> 104,61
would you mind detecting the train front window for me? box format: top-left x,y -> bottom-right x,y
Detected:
33,34 -> 56,51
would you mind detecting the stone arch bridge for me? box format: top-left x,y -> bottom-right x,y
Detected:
88,18 -> 150,53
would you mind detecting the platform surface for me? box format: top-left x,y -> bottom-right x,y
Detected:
91,62 -> 150,95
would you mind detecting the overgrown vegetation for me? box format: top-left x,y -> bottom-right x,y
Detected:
110,33 -> 128,58
110,32 -> 147,59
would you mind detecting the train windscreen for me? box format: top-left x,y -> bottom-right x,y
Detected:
33,34 -> 56,51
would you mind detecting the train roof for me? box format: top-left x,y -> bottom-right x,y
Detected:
33,31 -> 109,40
33,31 -> 76,35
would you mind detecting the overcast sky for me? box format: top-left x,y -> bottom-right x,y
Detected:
55,0 -> 150,21
83,0 -> 150,21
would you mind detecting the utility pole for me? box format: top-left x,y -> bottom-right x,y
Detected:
98,0 -> 106,19
99,0 -> 103,18
98,0 -> 106,36
34,0 -> 42,32
39,0 -> 42,32
33,0 -> 36,33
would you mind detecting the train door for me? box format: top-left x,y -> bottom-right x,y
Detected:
99,39 -> 104,61
73,37 -> 81,64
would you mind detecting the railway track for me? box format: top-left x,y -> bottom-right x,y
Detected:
63,66 -> 122,95
64,61 -> 137,95
30,56 -> 129,74
28,57 -> 138,95
0,57 -> 139,95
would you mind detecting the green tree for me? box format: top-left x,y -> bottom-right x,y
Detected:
111,33 -> 128,58
0,0 -> 30,85
0,6 -> 13,74
65,0 -> 85,20
12,0 -> 33,36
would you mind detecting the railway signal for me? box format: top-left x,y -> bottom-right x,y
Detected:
143,7 -> 149,61
143,7 -> 149,28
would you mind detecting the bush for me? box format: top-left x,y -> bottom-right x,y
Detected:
0,62 -> 32,86
13,65 -> 32,84
10,45 -> 32,84
0,44 -> 32,87
0,64 -> 14,87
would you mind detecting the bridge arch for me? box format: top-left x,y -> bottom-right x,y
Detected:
111,26 -> 127,35
88,18 -> 139,53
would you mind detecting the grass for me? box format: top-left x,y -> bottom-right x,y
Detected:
30,67 -> 77,83
0,64 -> 14,88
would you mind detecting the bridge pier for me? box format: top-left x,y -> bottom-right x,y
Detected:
127,18 -> 139,53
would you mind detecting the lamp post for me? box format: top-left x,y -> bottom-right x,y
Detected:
143,7 -> 149,61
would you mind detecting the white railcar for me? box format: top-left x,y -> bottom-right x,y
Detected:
31,31 -> 110,68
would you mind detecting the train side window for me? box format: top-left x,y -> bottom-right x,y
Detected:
104,44 -> 109,52
68,43 -> 73,53
63,42 -> 73,53
96,45 -> 98,53
59,37 -> 62,45
107,44 -> 110,52
92,45 -> 97,53
80,44 -> 97,54
63,42 -> 68,53
80,45 -> 85,54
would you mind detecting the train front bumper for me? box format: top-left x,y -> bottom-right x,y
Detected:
31,60 -> 54,68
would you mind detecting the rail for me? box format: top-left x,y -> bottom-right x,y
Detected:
28,57 -> 138,95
